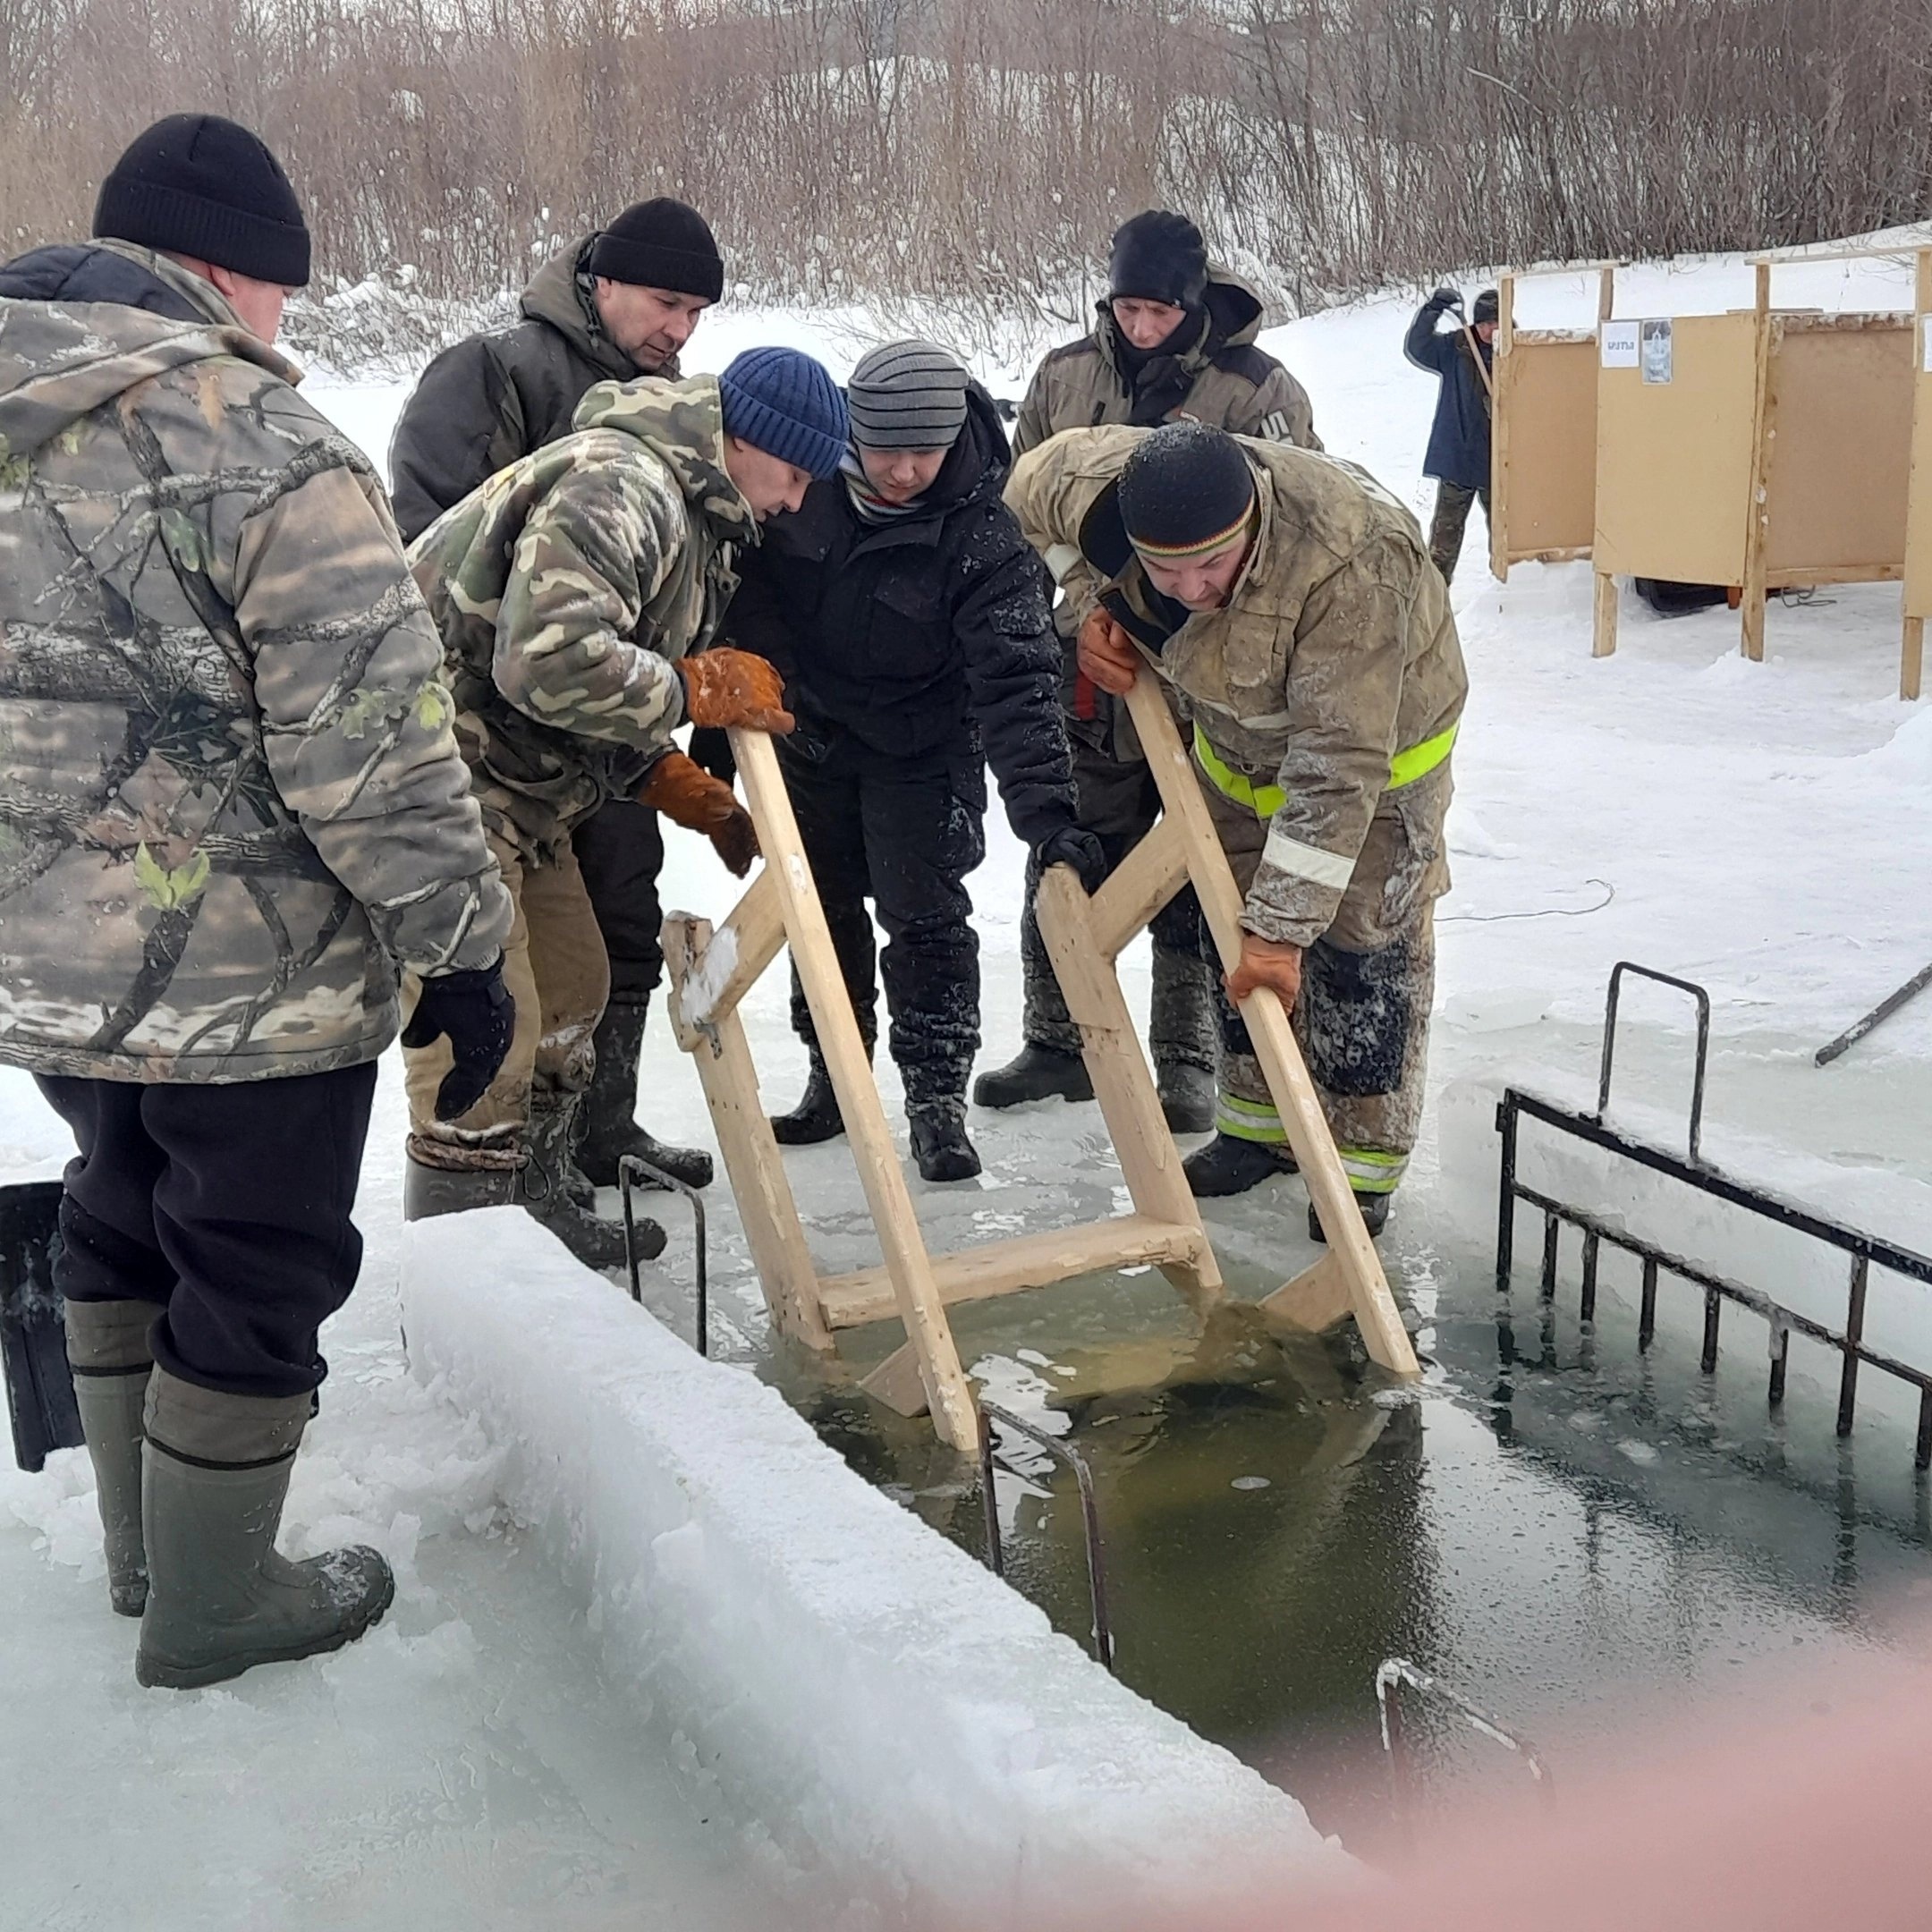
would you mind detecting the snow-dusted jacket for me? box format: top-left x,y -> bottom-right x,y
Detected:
388,236 -> 661,545
726,386 -> 1076,844
1006,426 -> 1467,947
408,373 -> 754,860
0,242 -> 511,1084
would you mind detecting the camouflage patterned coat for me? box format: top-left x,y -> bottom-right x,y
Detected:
1006,426 -> 1467,949
0,242 -> 511,1084
407,374 -> 756,860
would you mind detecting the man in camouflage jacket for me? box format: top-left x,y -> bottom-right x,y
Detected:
389,198 -> 729,1198
1006,419 -> 1466,1239
0,115 -> 514,1689
402,349 -> 849,1266
977,209 -> 1323,1138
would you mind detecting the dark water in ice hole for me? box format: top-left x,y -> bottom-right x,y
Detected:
768,1221 -> 1932,1854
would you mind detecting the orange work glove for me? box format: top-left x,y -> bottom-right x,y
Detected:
635,750 -> 760,877
676,648 -> 794,734
1076,606 -> 1141,696
1224,932 -> 1303,1013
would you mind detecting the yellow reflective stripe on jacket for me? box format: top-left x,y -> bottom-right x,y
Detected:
1192,719 -> 1459,819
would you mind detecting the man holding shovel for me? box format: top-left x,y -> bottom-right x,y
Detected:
1005,421 -> 1466,1238
1404,285 -> 1497,586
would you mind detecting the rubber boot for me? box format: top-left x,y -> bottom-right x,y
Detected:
771,1053 -> 845,1146
1309,1191 -> 1392,1243
1155,1061 -> 1216,1136
578,996 -> 713,1190
524,1094 -> 661,1269
1183,1133 -> 1300,1199
909,1103 -> 982,1183
970,1044 -> 1094,1110
402,1152 -> 518,1220
64,1297 -> 155,1617
135,1370 -> 394,1690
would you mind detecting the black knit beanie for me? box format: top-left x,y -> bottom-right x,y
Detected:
94,114 -> 309,287
1107,210 -> 1210,310
1117,422 -> 1257,559
1472,287 -> 1500,326
588,199 -> 724,302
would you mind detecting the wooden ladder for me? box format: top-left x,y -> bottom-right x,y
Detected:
661,696 -> 1416,1454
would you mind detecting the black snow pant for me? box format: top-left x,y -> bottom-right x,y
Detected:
34,1063 -> 378,1400
778,732 -> 986,1116
572,797 -> 665,1003
1428,480 -> 1491,586
1018,733 -> 1215,1072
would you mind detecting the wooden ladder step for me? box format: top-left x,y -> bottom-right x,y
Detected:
818,1215 -> 1209,1331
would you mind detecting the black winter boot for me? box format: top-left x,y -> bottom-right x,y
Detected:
909,1104 -> 981,1183
579,996 -> 713,1190
1183,1133 -> 1300,1199
402,1152 -> 517,1220
1156,1061 -> 1216,1136
64,1297 -> 155,1617
136,1371 -> 394,1690
771,1054 -> 845,1146
1309,1191 -> 1392,1243
971,1044 -> 1093,1110
524,1096 -> 661,1270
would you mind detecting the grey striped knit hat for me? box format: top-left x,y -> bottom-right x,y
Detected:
845,340 -> 970,451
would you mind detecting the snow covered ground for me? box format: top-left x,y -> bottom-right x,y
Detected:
6,257 -> 1932,1926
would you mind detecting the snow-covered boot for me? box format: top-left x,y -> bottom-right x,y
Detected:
402,1151 -> 518,1220
1309,1191 -> 1392,1243
1183,1133 -> 1299,1199
1155,1061 -> 1216,1136
970,1044 -> 1093,1110
524,1095 -> 659,1270
64,1296 -> 154,1616
135,1370 -> 394,1690
771,1052 -> 845,1146
578,996 -> 713,1190
909,1103 -> 981,1183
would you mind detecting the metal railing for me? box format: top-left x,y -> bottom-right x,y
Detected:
1496,963 -> 1932,1468
618,1154 -> 708,1358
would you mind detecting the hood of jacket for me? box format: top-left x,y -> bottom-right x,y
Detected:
914,380 -> 1012,514
1094,263 -> 1269,390
0,242 -> 294,461
570,371 -> 758,545
521,235 -> 678,385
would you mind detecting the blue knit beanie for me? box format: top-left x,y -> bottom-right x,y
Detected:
717,347 -> 849,481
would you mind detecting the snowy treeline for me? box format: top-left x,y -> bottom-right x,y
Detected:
2,0 -> 1930,320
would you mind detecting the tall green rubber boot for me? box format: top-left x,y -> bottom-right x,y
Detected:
64,1297 -> 156,1617
135,1368 -> 394,1690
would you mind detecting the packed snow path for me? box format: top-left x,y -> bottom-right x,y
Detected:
5,262 -> 1932,1927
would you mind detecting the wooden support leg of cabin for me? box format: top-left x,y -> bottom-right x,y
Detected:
1903,614 -> 1925,702
730,727 -> 981,1453
664,913 -> 833,1353
1592,570 -> 1618,658
1121,679 -> 1419,1378
1035,865 -> 1224,1313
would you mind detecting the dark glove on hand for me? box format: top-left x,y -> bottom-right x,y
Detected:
1037,825 -> 1108,896
1428,284 -> 1462,311
400,957 -> 515,1122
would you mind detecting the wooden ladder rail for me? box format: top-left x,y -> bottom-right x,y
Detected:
1121,678 -> 1420,1377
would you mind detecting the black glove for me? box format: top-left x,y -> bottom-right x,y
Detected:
400,957 -> 515,1122
1428,284 -> 1462,311
1036,825 -> 1108,896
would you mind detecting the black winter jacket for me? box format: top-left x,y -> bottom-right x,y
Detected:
725,386 -> 1080,848
1404,296 -> 1493,491
387,236 -> 649,543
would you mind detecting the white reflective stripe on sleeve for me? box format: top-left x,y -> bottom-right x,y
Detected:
1042,542 -> 1083,585
1261,822 -> 1357,890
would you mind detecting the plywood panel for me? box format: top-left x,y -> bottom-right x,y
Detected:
1763,318 -> 1913,576
1595,310 -> 1758,584
1498,335 -> 1597,561
1903,318 -> 1932,623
